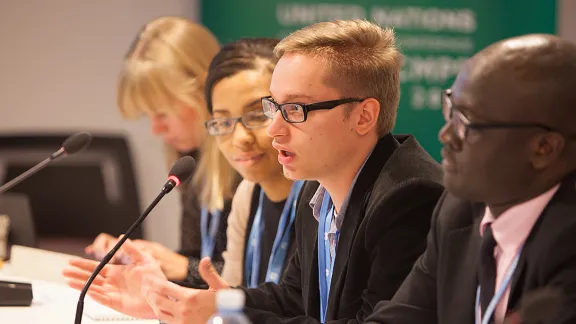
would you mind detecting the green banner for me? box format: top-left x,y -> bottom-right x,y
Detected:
202,0 -> 556,160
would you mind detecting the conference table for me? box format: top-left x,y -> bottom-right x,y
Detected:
0,246 -> 160,324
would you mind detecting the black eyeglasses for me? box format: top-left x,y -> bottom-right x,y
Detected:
261,96 -> 365,123
205,109 -> 271,136
442,89 -> 564,142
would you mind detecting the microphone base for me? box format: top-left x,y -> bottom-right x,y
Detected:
0,280 -> 33,306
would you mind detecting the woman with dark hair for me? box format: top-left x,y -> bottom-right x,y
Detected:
202,38 -> 303,287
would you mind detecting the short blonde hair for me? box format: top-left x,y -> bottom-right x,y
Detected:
275,19 -> 403,136
117,16 -> 236,210
118,16 -> 220,120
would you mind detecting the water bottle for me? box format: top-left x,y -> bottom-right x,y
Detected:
207,289 -> 251,324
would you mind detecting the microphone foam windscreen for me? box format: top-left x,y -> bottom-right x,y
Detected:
169,156 -> 196,183
62,132 -> 92,154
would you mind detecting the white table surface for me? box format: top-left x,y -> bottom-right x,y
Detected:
0,263 -> 159,324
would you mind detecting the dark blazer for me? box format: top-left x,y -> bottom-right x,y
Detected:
365,172 -> 576,324
239,133 -> 444,323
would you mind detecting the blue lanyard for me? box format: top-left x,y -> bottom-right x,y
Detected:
475,246 -> 523,324
200,208 -> 222,259
244,181 -> 304,288
318,192 -> 339,324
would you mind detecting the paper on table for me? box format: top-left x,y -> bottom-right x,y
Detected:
83,299 -> 142,322
30,279 -> 143,321
9,245 -> 75,285
28,278 -> 80,305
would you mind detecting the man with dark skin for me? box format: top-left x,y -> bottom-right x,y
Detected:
364,34 -> 576,324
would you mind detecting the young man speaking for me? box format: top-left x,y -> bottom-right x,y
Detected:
64,19 -> 443,324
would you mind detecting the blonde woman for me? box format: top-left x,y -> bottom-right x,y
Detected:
85,16 -> 241,285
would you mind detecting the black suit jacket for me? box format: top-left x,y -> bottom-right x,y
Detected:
239,134 -> 444,323
365,172 -> 576,324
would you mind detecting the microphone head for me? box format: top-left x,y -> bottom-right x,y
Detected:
168,156 -> 196,185
520,287 -> 563,323
62,132 -> 92,155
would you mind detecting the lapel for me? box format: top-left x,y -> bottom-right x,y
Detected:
508,172 -> 576,307
325,134 -> 399,319
305,214 -> 322,318
443,202 -> 483,323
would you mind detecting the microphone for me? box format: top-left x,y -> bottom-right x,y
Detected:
503,287 -> 564,324
74,155 -> 196,324
0,132 -> 92,194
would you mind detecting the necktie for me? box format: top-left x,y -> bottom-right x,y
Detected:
479,224 -> 497,323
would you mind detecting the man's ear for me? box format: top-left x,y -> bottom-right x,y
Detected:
355,98 -> 380,136
530,132 -> 565,170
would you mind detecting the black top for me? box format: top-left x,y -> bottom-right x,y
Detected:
242,185 -> 292,286
177,150 -> 239,285
178,150 -> 203,257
